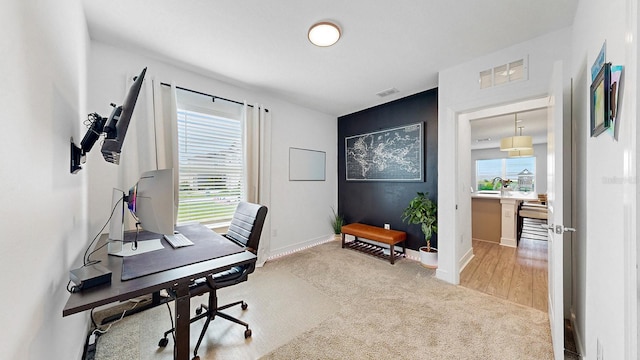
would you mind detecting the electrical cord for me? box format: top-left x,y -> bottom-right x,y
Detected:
68,193 -> 124,294
132,222 -> 141,250
66,280 -> 79,293
84,194 -> 124,266
89,301 -> 140,336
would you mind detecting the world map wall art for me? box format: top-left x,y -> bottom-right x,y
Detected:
345,122 -> 423,181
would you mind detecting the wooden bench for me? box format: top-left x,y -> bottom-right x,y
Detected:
341,223 -> 407,264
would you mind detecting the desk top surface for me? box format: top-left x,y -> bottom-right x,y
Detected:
63,223 -> 257,317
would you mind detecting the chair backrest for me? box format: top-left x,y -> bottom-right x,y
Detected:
225,201 -> 268,253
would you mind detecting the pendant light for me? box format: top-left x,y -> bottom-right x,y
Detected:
507,126 -> 534,157
500,113 -> 533,151
508,148 -> 534,157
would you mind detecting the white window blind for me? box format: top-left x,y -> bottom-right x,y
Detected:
176,108 -> 243,225
476,157 -> 535,191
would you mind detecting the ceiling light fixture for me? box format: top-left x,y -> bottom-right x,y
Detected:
308,21 -> 341,47
508,147 -> 534,158
500,113 -> 533,151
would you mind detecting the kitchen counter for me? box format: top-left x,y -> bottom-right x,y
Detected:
471,191 -> 538,200
472,197 -> 502,243
471,191 -> 539,247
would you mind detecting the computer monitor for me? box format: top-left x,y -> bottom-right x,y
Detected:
108,168 -> 175,256
70,67 -> 147,173
101,67 -> 147,164
127,168 -> 175,236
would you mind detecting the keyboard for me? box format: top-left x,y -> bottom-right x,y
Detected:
163,232 -> 194,248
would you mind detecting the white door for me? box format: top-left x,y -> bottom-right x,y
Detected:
546,60 -> 573,359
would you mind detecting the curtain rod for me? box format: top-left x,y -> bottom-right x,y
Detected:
160,82 -> 268,112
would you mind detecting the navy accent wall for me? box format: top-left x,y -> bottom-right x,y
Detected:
338,88 -> 438,250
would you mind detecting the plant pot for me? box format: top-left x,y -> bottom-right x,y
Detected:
419,246 -> 438,269
334,234 -> 342,241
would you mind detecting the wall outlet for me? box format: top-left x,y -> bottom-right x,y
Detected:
384,223 -> 390,230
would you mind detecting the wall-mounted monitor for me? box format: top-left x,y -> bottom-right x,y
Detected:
70,67 -> 147,173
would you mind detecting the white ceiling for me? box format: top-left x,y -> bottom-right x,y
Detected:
469,108 -> 548,150
82,0 -> 577,118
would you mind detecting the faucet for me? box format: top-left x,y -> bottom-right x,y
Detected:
492,177 -> 504,190
492,177 -> 511,195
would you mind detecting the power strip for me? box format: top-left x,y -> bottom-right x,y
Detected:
82,332 -> 98,360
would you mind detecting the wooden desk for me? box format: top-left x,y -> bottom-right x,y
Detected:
63,223 -> 257,360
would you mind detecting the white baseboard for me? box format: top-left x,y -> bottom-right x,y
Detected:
500,237 -> 517,248
459,247 -> 474,273
404,248 -> 420,261
266,234 -> 335,260
436,268 -> 454,283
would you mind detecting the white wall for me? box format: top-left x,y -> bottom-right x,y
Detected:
0,0 -> 90,359
438,28 -> 572,284
470,144 -> 548,194
87,42 -> 338,262
570,0 -> 638,358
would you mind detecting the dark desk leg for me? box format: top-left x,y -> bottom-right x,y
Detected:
173,282 -> 191,360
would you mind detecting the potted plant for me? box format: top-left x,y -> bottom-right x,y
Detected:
330,207 -> 344,240
402,192 -> 438,268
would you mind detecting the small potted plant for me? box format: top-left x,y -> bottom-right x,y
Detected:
330,207 -> 345,240
402,192 -> 438,268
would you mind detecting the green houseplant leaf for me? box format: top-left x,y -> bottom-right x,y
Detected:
330,207 -> 345,235
402,192 -> 438,251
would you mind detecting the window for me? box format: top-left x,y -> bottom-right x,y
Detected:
176,105 -> 244,225
476,157 -> 535,191
479,57 -> 527,89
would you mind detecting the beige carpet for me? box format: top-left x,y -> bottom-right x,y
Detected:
93,240 -> 553,359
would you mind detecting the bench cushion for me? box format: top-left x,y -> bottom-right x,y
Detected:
341,223 -> 406,245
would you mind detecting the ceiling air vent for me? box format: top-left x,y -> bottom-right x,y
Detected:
376,87 -> 399,98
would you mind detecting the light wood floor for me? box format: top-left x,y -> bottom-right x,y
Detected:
460,233 -> 548,312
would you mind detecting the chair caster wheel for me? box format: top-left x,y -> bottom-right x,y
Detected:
241,302 -> 248,310
192,356 -> 200,360
158,337 -> 169,347
244,329 -> 252,338
195,306 -> 203,315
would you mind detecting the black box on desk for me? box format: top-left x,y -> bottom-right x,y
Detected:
70,263 -> 112,291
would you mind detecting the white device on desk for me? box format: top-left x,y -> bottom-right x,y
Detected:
163,232 -> 194,248
107,169 -> 175,256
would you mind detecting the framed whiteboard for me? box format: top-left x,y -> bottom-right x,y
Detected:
289,147 -> 326,181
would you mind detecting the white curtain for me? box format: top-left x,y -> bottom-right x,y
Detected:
138,83 -> 272,264
243,103 -> 272,266
117,73 -> 163,229
150,79 -> 179,220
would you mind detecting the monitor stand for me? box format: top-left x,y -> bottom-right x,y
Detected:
108,239 -> 164,257
106,188 -> 164,257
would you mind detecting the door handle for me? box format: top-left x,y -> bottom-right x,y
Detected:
550,225 -> 576,235
541,224 -> 576,234
556,225 -> 576,234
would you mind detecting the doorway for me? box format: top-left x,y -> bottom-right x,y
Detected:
458,98 -> 550,311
